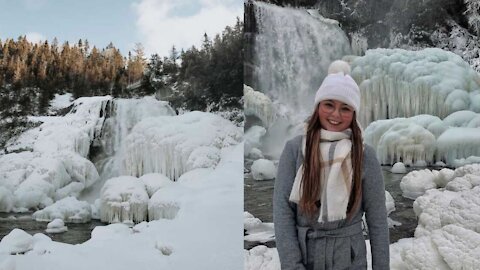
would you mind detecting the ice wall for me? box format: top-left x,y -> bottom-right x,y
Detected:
351,48 -> 480,127
244,85 -> 275,127
252,1 -> 351,119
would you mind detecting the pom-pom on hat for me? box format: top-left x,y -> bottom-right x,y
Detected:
314,60 -> 360,112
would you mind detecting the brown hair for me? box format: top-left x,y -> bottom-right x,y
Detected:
299,109 -> 363,221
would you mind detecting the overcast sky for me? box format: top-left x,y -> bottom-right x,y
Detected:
0,0 -> 243,57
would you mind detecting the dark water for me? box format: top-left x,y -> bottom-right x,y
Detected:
0,212 -> 107,244
244,165 -> 417,248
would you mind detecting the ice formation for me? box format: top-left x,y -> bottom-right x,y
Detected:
251,159 -> 277,180
350,48 -> 480,127
45,219 -> 68,234
32,196 -> 92,223
393,164 -> 480,269
244,212 -> 275,243
100,176 -> 149,223
400,169 -> 439,199
248,148 -> 264,160
244,85 -> 276,127
122,111 -> 241,181
245,125 -> 267,156
365,112 -> 480,166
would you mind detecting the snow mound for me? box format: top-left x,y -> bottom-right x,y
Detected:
244,246 -> 280,270
139,173 -> 173,197
45,219 -> 68,233
244,212 -> 275,243
100,176 -> 149,224
248,148 -> 264,160
32,196 -> 92,223
251,159 -> 276,180
0,229 -> 33,254
351,48 -> 480,126
122,111 -> 242,180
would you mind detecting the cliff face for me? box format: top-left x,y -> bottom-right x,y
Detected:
245,0 -> 480,75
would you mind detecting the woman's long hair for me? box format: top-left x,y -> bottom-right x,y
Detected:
299,109 -> 363,221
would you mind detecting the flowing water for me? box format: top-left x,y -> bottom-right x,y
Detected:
0,213 -> 106,244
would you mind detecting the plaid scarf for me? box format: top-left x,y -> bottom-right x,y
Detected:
289,129 -> 353,223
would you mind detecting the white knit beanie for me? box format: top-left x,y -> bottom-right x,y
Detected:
314,60 -> 360,112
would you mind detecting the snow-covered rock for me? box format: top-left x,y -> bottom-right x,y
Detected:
32,196 -> 92,223
391,162 -> 406,174
45,219 -> 68,234
251,159 -> 276,180
0,229 -> 33,254
400,169 -> 438,199
248,148 -> 265,160
100,176 -> 149,224
148,184 -> 185,220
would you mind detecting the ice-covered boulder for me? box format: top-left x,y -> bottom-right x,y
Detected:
32,196 -> 92,223
45,219 -> 68,233
0,229 -> 33,254
351,48 -> 480,126
248,148 -> 264,160
402,236 -> 450,270
437,128 -> 480,166
251,159 -> 276,180
100,176 -> 149,224
400,169 -> 438,199
391,162 -> 406,174
122,111 -> 242,181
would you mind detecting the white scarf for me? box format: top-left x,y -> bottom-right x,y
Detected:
289,129 -> 353,223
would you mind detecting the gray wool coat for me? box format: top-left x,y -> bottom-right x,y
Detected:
273,135 -> 390,270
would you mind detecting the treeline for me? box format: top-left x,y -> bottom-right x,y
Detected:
142,18 -> 243,111
0,37 -> 145,114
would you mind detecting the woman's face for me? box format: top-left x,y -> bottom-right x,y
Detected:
317,99 -> 354,132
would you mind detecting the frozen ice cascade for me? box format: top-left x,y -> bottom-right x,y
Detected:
365,112 -> 480,166
252,1 -> 351,119
351,48 -> 480,127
